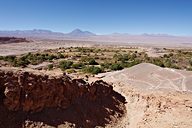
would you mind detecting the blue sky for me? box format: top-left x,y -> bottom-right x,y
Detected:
0,0 -> 191,35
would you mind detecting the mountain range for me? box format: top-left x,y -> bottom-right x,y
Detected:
0,29 -> 192,44
0,29 -> 96,39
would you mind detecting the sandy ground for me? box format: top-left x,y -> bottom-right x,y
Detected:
0,39 -> 191,56
0,40 -> 97,56
96,63 -> 192,128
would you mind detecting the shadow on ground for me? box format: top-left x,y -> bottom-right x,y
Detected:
0,91 -> 126,128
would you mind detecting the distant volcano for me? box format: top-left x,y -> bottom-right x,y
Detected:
67,29 -> 96,37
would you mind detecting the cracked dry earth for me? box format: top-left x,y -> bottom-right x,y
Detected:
97,63 -> 192,128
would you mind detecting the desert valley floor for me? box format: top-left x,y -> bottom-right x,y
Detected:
0,39 -> 192,128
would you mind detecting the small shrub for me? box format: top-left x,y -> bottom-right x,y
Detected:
130,53 -> 137,60
59,60 -> 73,70
0,56 -> 4,60
110,63 -> 123,71
101,62 -> 111,69
4,55 -> 16,63
80,56 -> 89,62
163,54 -> 169,58
169,53 -> 174,57
88,58 -> 98,65
66,69 -> 76,74
82,66 -> 102,74
152,58 -> 165,67
189,59 -> 192,66
113,54 -> 123,61
187,67 -> 192,71
57,53 -> 65,59
47,54 -> 57,61
163,59 -> 172,68
48,64 -> 53,70
14,58 -> 30,67
72,62 -> 85,69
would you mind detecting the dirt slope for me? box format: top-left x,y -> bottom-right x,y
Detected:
98,63 -> 192,128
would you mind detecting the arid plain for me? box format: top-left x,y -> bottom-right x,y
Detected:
0,38 -> 192,128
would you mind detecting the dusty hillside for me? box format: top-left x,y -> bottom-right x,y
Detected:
97,63 -> 192,128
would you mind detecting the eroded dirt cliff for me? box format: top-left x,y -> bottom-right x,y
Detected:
0,68 -> 126,128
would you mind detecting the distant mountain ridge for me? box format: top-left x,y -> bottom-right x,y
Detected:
0,29 -> 192,44
0,29 -> 96,38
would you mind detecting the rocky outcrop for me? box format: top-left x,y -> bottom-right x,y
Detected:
0,37 -> 29,44
0,69 -> 126,127
0,69 -> 113,112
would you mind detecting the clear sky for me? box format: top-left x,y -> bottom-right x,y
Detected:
0,0 -> 191,35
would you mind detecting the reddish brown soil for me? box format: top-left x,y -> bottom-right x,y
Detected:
0,91 -> 126,128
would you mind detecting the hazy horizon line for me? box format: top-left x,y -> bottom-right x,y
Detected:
0,28 -> 191,37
